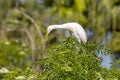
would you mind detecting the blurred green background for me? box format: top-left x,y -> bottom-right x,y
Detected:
0,0 -> 120,69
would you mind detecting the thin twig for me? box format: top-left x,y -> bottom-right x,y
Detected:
21,29 -> 36,64
0,22 -> 7,40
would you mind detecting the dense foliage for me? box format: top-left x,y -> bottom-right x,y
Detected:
1,37 -> 120,79
38,37 -> 102,80
0,40 -> 30,68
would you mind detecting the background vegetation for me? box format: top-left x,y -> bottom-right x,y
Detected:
0,0 -> 120,79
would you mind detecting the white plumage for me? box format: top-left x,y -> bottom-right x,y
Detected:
46,22 -> 87,43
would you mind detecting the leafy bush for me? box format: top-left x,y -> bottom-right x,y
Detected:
1,37 -> 120,80
3,67 -> 38,80
37,37 -> 101,79
0,39 -> 30,68
36,36 -> 120,80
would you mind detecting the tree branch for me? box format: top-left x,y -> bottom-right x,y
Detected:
21,29 -> 36,64
14,8 -> 46,49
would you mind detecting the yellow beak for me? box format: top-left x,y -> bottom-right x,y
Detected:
46,32 -> 48,37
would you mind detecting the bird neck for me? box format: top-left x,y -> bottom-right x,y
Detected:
52,24 -> 73,32
52,25 -> 65,29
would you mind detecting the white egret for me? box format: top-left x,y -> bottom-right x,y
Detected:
46,22 -> 87,43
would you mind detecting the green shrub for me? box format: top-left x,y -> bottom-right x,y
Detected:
2,37 -> 120,80
36,36 -> 119,80
0,39 -> 30,68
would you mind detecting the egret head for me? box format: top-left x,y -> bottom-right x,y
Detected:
46,25 -> 54,37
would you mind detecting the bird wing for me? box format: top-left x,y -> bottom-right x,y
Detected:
62,22 -> 87,43
75,24 -> 87,43
72,33 -> 81,43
